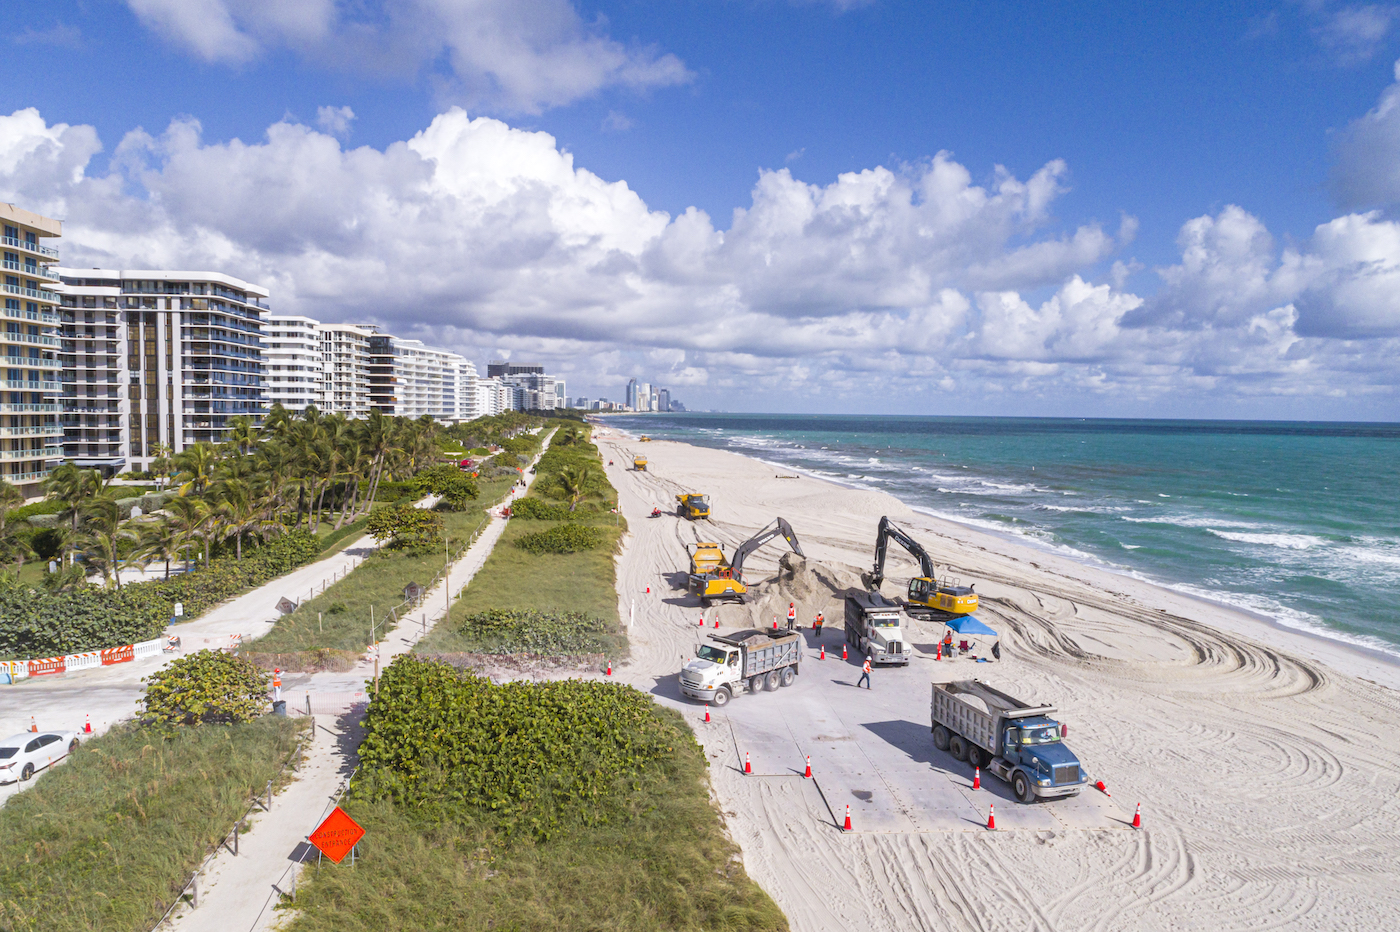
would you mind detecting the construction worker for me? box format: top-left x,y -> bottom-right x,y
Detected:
858,656 -> 872,689
787,602 -> 797,631
812,611 -> 824,637
943,630 -> 954,656
273,668 -> 282,703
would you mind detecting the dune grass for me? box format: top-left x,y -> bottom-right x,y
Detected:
283,687 -> 785,932
0,715 -> 304,932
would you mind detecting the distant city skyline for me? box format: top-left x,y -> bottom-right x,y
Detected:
3,3 -> 1400,419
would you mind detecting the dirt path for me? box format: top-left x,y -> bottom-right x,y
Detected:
592,427 -> 1400,931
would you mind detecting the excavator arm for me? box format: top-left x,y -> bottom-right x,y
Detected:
730,518 -> 804,581
868,516 -> 937,589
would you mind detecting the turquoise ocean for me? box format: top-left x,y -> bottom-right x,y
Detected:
607,414 -> 1400,659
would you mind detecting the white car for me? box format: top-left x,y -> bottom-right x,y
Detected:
0,731 -> 80,783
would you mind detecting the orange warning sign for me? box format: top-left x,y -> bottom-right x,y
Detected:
309,806 -> 365,864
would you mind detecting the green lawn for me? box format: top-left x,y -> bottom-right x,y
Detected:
249,476 -> 517,658
0,716 -> 304,932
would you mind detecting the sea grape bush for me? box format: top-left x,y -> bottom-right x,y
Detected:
455,608 -> 614,654
357,657 -> 691,839
514,524 -> 602,555
366,504 -> 443,553
140,649 -> 269,726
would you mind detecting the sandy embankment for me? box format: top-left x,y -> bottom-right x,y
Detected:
593,426 -> 1400,931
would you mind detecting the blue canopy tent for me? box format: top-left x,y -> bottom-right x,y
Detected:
944,614 -> 998,637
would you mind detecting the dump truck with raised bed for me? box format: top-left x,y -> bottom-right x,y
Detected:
687,518 -> 803,605
930,680 -> 1088,803
844,590 -> 912,665
676,493 -> 710,520
679,628 -> 802,706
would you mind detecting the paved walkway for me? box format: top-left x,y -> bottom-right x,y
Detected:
167,434 -> 551,932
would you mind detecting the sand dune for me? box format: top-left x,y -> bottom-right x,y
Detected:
595,427 -> 1400,931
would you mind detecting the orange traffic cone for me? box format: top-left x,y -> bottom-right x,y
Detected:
820,645 -> 826,660
843,804 -> 852,832
84,715 -> 92,734
1132,803 -> 1141,829
30,716 -> 37,733
936,643 -> 942,660
842,643 -> 848,661
605,661 -> 612,676
745,752 -> 751,774
986,803 -> 996,830
772,618 -> 777,629
973,767 -> 980,790
804,756 -> 812,778
646,586 -> 650,594
1095,780 -> 1111,796
704,708 -> 710,723
698,616 -> 704,626
714,619 -> 719,628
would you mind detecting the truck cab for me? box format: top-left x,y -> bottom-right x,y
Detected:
997,717 -> 1083,800
844,590 -> 912,665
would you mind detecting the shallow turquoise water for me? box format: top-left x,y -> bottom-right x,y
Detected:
609,414 -> 1400,657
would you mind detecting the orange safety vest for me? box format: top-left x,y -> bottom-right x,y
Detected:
862,659 -> 871,674
788,605 -> 796,620
273,670 -> 282,688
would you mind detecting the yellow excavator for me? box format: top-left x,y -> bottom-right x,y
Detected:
865,516 -> 978,618
687,518 -> 804,605
676,493 -> 710,520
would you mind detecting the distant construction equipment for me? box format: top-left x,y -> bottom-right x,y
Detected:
632,456 -> 648,471
676,493 -> 710,520
865,516 -> 978,618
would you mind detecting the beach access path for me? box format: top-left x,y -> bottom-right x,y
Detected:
592,425 -> 1400,932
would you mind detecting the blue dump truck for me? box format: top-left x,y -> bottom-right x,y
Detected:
931,680 -> 1089,803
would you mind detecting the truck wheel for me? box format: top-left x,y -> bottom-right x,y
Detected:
948,734 -> 967,761
932,725 -> 950,751
764,671 -> 780,691
749,676 -> 763,694
1013,771 -> 1036,804
779,667 -> 795,687
966,746 -> 985,769
712,688 -> 731,707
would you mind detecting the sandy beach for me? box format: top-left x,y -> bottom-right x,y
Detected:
593,425 -> 1400,931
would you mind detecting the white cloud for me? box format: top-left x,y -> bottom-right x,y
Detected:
315,105 -> 355,138
1333,59 -> 1400,209
124,0 -> 691,113
1316,3 -> 1399,64
2,106 -> 1399,413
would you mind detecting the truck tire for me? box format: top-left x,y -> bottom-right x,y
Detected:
779,667 -> 795,687
764,671 -> 780,691
966,746 -> 985,769
712,687 -> 731,707
749,676 -> 763,694
948,734 -> 967,761
1013,771 -> 1036,804
932,725 -> 950,751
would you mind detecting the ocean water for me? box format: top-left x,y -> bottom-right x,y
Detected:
607,414 -> 1400,658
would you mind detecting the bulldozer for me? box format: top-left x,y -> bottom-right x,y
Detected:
676,493 -> 710,520
687,518 -> 804,605
864,516 -> 978,618
633,456 -> 648,471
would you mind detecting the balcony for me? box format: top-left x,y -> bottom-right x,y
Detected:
4,380 -> 58,391
0,403 -> 58,413
0,235 -> 58,259
5,307 -> 59,324
0,426 -> 60,438
1,283 -> 57,303
0,332 -> 59,347
1,260 -> 60,282
0,446 -> 62,461
4,469 -> 52,483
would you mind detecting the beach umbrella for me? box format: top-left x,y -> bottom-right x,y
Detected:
944,614 -> 998,637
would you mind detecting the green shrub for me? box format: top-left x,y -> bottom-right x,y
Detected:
453,608 -> 614,654
140,650 -> 269,726
509,497 -> 574,521
514,524 -> 602,555
367,504 -> 443,553
357,658 -> 686,840
317,517 -> 368,554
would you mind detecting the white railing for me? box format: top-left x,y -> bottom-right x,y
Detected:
0,235 -> 58,259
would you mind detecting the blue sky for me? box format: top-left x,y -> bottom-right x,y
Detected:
5,0 -> 1400,417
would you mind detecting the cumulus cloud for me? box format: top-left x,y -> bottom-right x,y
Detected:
124,0 -> 691,113
1333,59 -> 1400,210
2,105 -> 1398,412
1315,3 -> 1399,64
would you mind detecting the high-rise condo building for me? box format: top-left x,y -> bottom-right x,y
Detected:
55,269 -> 267,474
264,315 -> 323,413
319,323 -> 374,419
1,205 -> 63,495
367,333 -> 471,421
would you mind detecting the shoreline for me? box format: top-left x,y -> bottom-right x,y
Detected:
600,420 -> 1400,691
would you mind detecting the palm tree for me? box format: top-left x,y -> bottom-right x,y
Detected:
44,463 -> 103,567
80,497 -> 135,589
131,515 -> 180,579
224,416 -> 260,456
213,478 -> 276,560
173,442 -> 220,496
0,480 -> 34,573
163,494 -> 213,569
555,465 -> 596,512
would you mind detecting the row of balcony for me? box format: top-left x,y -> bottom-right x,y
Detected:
5,307 -> 58,324
0,235 -> 58,259
0,425 -> 62,438
1,283 -> 57,303
0,446 -> 62,461
1,260 -> 60,282
1,356 -> 60,368
6,470 -> 52,483
0,404 -> 58,413
4,380 -> 57,391
0,331 -> 59,347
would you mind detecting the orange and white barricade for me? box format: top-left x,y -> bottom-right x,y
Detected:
101,645 -> 136,665
28,656 -> 66,676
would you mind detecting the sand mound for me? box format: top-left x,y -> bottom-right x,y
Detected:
736,552 -> 866,628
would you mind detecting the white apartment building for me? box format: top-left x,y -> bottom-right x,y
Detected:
2,204 -> 63,494
454,360 -> 478,422
264,314 -> 323,413
55,268 -> 267,474
475,376 -> 510,416
368,333 -> 471,422
319,323 -> 373,419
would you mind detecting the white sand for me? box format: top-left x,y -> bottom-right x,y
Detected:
594,426 -> 1400,931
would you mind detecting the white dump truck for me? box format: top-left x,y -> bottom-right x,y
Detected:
931,680 -> 1089,803
844,590 -> 912,664
679,629 -> 802,706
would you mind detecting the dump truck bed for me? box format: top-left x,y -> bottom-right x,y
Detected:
931,680 -> 1056,756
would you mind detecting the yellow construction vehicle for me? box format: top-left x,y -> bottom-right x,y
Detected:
865,516 -> 978,617
639,435 -> 652,442
687,518 -> 804,605
676,493 -> 710,519
633,456 -> 648,471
